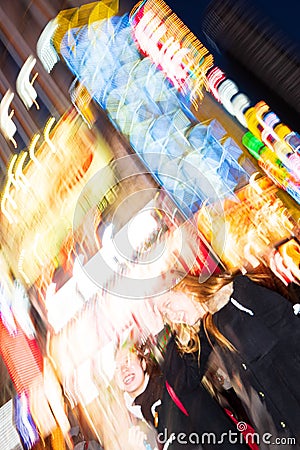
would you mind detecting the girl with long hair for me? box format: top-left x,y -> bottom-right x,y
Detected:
115,337 -> 250,449
156,271 -> 300,448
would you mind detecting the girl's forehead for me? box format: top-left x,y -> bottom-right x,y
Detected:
154,290 -> 173,309
155,290 -> 187,307
115,348 -> 137,362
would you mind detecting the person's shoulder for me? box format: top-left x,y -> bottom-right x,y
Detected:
233,274 -> 265,294
233,274 -> 251,286
233,274 -> 293,316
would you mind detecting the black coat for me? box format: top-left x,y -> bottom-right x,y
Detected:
136,332 -> 249,450
213,275 -> 300,447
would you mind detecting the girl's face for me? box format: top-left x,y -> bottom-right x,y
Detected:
156,290 -> 204,326
115,349 -> 146,397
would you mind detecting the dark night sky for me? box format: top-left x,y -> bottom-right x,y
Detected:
165,0 -> 300,45
122,0 -> 300,46
120,0 -> 300,131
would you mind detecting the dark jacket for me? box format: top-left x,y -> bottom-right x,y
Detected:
136,331 -> 249,450
213,275 -> 300,447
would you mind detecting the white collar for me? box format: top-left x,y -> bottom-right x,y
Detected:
210,282 -> 233,313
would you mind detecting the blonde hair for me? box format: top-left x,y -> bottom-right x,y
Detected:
173,321 -> 201,354
170,271 -> 269,354
173,271 -> 268,301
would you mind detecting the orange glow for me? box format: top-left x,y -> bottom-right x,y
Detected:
197,176 -> 296,270
278,239 -> 300,282
0,108 -> 112,287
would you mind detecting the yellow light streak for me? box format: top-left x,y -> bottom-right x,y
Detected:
43,117 -> 56,153
29,134 -> 41,166
15,151 -> 29,189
